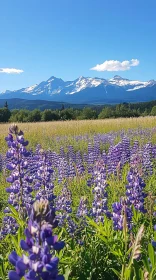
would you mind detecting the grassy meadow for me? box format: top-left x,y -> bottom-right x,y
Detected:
0,117 -> 156,152
0,116 -> 156,279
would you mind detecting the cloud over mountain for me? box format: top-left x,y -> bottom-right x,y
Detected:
90,59 -> 139,72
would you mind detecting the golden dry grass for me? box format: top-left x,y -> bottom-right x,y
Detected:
0,116 -> 156,152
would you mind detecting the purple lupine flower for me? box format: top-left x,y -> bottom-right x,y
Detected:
75,197 -> 89,243
83,152 -> 88,164
142,143 -> 153,176
8,199 -> 64,280
68,159 -> 76,178
56,185 -> 72,226
130,140 -> 140,159
34,149 -> 55,209
126,168 -> 147,213
59,147 -> 65,159
121,136 -> 130,164
88,142 -> 93,156
0,216 -> 18,239
77,197 -> 88,218
151,225 -> 156,248
5,125 -> 33,212
0,154 -> 3,171
67,145 -> 76,162
57,159 -> 69,183
101,150 -> 107,166
76,161 -> 85,175
152,144 -> 156,159
93,137 -> 101,161
112,198 -> 132,231
66,216 -> 78,237
0,125 -> 34,238
107,142 -> 123,175
87,175 -> 94,187
76,151 -> 85,175
56,185 -> 81,238
91,163 -> 110,222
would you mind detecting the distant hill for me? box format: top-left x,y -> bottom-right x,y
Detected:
0,98 -> 89,111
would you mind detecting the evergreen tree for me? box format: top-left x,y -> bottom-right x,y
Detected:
4,101 -> 8,109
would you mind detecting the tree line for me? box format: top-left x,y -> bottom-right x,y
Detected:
1,101 -> 156,123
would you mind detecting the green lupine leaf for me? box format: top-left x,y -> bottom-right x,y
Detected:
133,259 -> 141,280
148,244 -> 155,268
142,256 -> 151,273
111,268 -> 120,278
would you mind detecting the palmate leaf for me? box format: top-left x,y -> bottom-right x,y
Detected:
86,216 -> 112,240
86,217 -> 105,233
128,224 -> 144,269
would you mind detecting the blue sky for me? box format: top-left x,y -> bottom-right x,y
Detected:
0,0 -> 156,91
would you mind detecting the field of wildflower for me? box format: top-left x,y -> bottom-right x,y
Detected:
0,117 -> 156,280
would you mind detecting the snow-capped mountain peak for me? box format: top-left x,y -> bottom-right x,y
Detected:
0,75 -> 156,104
47,76 -> 64,83
112,75 -> 129,81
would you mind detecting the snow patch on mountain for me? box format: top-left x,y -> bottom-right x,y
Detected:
24,84 -> 38,93
109,76 -> 148,88
126,81 -> 156,91
49,88 -> 62,95
66,76 -> 106,95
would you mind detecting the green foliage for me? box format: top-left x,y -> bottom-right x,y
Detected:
80,107 -> 97,120
41,109 -> 59,121
28,109 -> 42,122
151,106 -> 156,116
60,108 -> 76,120
1,99 -> 156,122
98,107 -> 113,119
9,109 -> 30,122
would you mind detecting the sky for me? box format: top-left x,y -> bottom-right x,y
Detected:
0,0 -> 156,91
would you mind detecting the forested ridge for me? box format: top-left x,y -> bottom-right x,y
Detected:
1,100 -> 156,122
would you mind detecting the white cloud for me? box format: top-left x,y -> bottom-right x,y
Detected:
90,59 -> 139,72
0,68 -> 24,74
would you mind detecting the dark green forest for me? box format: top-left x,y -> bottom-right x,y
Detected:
1,100 -> 156,123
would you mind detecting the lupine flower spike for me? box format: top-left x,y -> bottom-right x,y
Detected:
8,199 -> 65,280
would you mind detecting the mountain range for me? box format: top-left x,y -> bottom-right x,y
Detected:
1,75 -> 156,104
